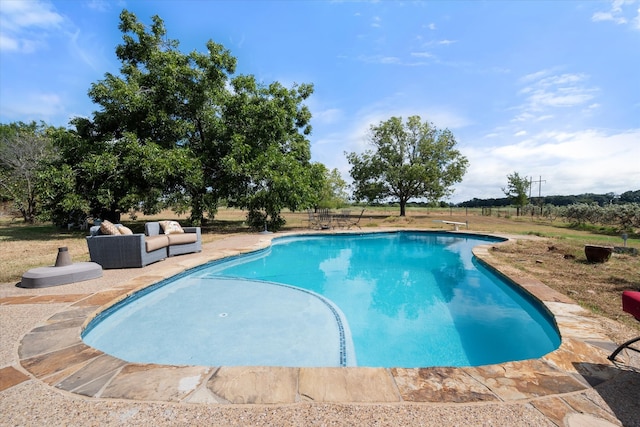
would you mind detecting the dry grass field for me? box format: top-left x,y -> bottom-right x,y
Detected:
2,206 -> 639,341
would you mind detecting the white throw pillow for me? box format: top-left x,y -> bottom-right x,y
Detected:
159,220 -> 184,235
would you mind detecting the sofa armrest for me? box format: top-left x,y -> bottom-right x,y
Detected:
183,227 -> 201,246
145,222 -> 161,236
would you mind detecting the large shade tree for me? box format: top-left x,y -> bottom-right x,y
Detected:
83,10 -> 236,224
221,76 -> 317,230
44,10 -> 318,227
346,116 -> 468,216
44,125 -> 197,224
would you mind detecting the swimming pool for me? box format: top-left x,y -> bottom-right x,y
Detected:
83,231 -> 561,368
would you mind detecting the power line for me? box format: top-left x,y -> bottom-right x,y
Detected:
529,176 -> 546,198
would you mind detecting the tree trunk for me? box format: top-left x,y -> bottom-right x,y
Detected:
189,193 -> 204,226
400,199 -> 406,217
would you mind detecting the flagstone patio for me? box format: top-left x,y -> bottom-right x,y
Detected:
1,230 -> 638,426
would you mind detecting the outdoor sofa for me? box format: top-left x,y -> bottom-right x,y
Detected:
86,220 -> 201,269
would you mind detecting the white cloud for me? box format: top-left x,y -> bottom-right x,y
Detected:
520,69 -> 552,83
423,39 -> 457,47
528,86 -> 596,108
592,0 -> 640,30
312,108 -> 343,125
86,0 -> 111,13
356,54 -> 429,66
0,0 -> 63,30
0,0 -> 64,53
0,91 -> 65,120
68,29 -> 103,71
455,128 -> 640,202
0,33 -> 18,51
513,70 -> 598,122
410,51 -> 434,58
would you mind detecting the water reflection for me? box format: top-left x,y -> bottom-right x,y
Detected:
198,232 -> 559,367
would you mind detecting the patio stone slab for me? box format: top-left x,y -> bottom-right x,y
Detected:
21,343 -> 102,379
100,363 -> 211,402
465,359 -> 587,401
0,295 -> 41,304
555,316 -> 613,342
562,393 -> 622,426
517,280 -> 575,303
530,396 -> 575,427
19,327 -> 82,359
390,367 -> 498,403
32,294 -> 90,303
565,413 -> 620,427
119,275 -> 167,289
55,353 -> 127,393
72,289 -> 133,307
207,366 -> 298,404
184,385 -> 225,403
70,369 -> 123,398
0,366 -> 30,391
543,338 -> 618,386
32,317 -> 85,332
48,306 -> 99,321
174,256 -> 211,269
298,367 -> 399,403
40,359 -> 95,386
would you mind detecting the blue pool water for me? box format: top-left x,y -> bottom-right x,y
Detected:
83,232 -> 561,368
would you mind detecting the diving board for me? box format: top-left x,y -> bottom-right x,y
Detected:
433,220 -> 468,231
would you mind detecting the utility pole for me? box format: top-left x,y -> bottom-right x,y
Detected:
529,176 -> 546,216
530,176 -> 546,198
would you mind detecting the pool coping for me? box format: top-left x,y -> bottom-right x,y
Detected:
11,229 -> 629,413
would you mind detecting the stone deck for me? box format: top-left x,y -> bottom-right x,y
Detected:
1,230 -> 639,426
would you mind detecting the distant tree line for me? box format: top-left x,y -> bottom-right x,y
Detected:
459,190 -> 640,208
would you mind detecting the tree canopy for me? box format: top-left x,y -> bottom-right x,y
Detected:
346,116 -> 468,216
220,76 -> 316,230
502,172 -> 529,216
39,9 -> 318,229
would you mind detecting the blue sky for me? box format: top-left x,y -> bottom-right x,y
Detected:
1,0 -> 638,203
